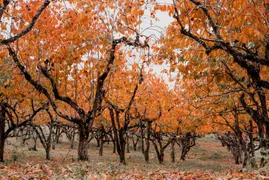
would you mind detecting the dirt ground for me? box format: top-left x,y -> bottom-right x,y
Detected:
0,134 -> 263,179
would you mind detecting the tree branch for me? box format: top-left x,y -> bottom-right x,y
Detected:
0,0 -> 50,45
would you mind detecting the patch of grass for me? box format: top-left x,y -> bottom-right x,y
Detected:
199,151 -> 224,161
179,160 -> 224,172
74,167 -> 88,177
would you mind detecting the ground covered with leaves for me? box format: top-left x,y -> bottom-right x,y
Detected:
0,136 -> 267,179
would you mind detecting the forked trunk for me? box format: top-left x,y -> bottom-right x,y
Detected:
157,152 -> 164,164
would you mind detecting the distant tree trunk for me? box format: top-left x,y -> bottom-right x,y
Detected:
109,108 -> 126,164
249,120 -> 256,168
70,128 -> 76,149
64,125 -> 77,149
176,132 -> 196,161
112,140 -> 116,153
96,138 -> 100,147
126,133 -> 130,153
99,125 -> 105,156
131,133 -> 139,151
32,131 -> 38,151
151,131 -> 171,164
108,132 -> 116,154
140,120 -> 152,163
51,128 -> 56,150
218,132 -> 242,164
31,124 -> 52,160
21,127 -> 31,145
54,125 -> 62,144
170,137 -> 176,163
99,138 -> 104,156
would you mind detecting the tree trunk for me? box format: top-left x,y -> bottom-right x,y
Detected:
119,135 -> 126,164
33,137 -> 38,151
171,138 -> 176,163
45,146 -> 50,160
99,138 -> 104,156
96,138 -> 100,147
132,134 -> 139,151
70,132 -> 75,149
0,137 -> 4,162
151,132 -> 170,164
152,142 -> 164,164
55,126 -> 61,144
0,105 -> 6,162
78,125 -> 89,161
157,152 -> 164,164
266,122 -> 269,148
249,120 -> 256,168
112,139 -> 116,154
140,120 -> 151,163
51,131 -> 56,150
144,121 -> 151,163
126,134 -> 130,153
177,133 -> 196,161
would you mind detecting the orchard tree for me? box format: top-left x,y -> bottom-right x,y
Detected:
0,98 -> 45,162
0,48 -> 47,162
134,73 -> 172,163
156,0 -> 269,149
3,1 -> 152,161
106,64 -> 144,164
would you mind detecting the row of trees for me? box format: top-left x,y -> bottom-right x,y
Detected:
4,118 -> 196,165
157,0 -> 269,167
0,0 -> 268,168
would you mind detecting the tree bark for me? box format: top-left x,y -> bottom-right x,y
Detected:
0,137 -> 4,162
0,105 -> 6,162
70,128 -> 75,149
78,125 -> 89,161
119,134 -> 126,164
45,146 -> 51,160
126,133 -> 130,153
51,130 -> 56,150
151,131 -> 171,164
131,134 -> 139,151
140,120 -> 151,163
170,137 -> 176,163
